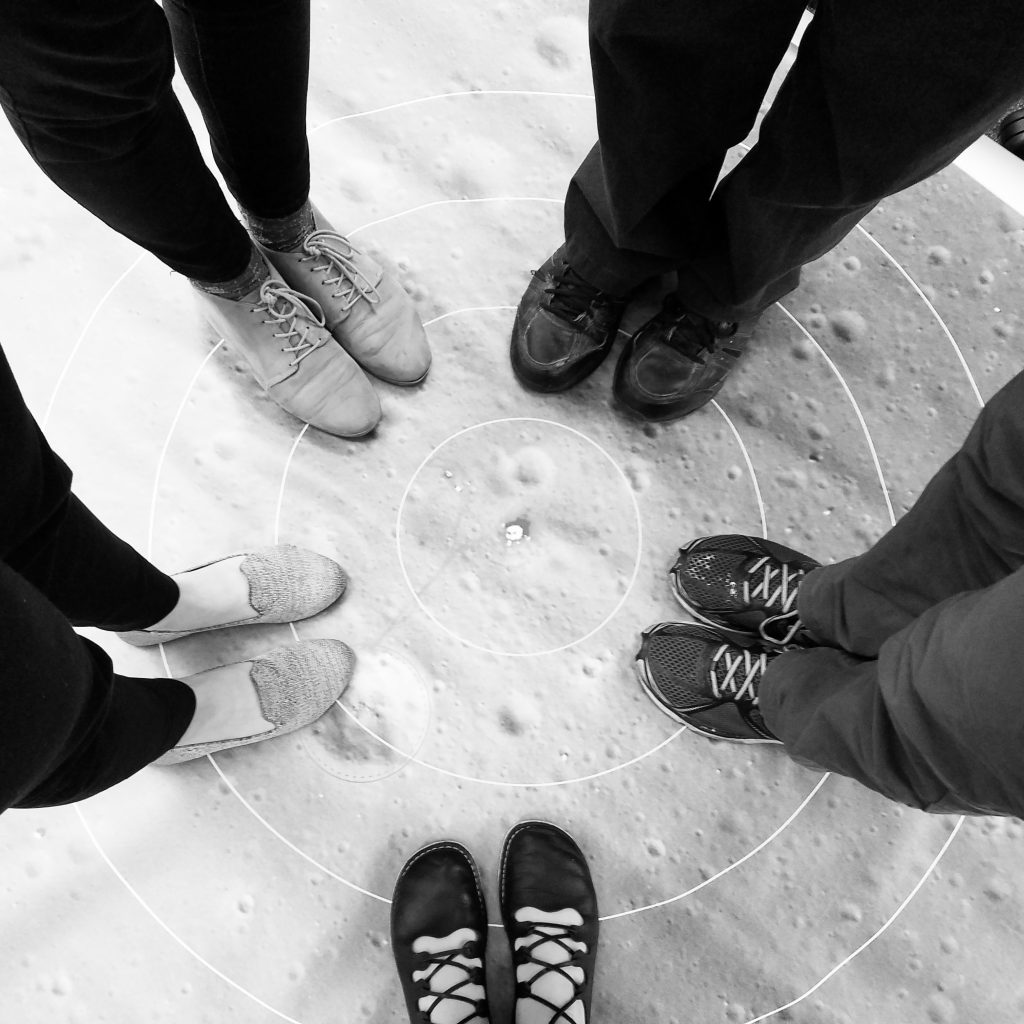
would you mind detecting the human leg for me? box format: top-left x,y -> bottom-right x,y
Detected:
674,0 -> 1024,321
800,368 -> 1024,658
0,0 -> 253,283
762,566 -> 1024,817
0,560 -> 194,812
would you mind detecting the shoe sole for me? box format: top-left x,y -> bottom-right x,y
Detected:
633,639 -> 780,745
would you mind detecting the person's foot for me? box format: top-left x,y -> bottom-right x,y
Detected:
510,246 -> 630,393
613,294 -> 755,420
157,638 -> 355,765
499,820 -> 598,1024
391,841 -> 490,1024
118,545 -> 348,646
257,207 -> 431,387
196,268 -> 381,437
635,621 -> 784,743
671,535 -> 821,646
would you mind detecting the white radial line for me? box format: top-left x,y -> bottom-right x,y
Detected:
351,196 -> 562,235
204,760 -> 391,902
41,255 -> 144,430
601,774 -> 830,921
274,423 -> 310,544
776,304 -> 896,528
73,806 -> 308,1024
310,89 -> 594,132
145,340 -> 225,559
855,226 -> 984,410
711,399 -> 767,538
337,699 -> 685,787
423,304 -> 515,327
741,816 -> 964,1024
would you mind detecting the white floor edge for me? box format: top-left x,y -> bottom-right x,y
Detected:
955,135 -> 1024,217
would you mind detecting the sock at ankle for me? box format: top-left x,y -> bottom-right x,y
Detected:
245,199 -> 316,253
191,245 -> 271,301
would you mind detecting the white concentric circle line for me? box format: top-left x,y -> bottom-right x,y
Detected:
601,773 -> 830,921
146,340 -> 225,559
394,415 -> 644,657
73,805 -> 308,1024
741,816 -> 964,1024
41,255 -> 144,431
855,225 -> 984,410
711,399 -> 768,538
309,89 -> 594,133
423,304 -> 515,327
776,303 -> 896,528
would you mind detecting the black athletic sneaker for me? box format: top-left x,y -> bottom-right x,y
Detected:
671,535 -> 821,646
635,621 -> 784,743
613,295 -> 755,420
510,246 -> 629,392
499,820 -> 599,1024
391,841 -> 490,1024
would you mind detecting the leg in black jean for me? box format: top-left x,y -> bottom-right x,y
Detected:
0,345 -> 194,813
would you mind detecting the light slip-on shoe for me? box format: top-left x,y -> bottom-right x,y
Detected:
117,544 -> 347,647
196,266 -> 381,437
155,638 -> 354,765
257,206 -> 431,387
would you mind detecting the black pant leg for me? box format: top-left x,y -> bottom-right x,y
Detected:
675,0 -> 1024,319
0,0 -> 252,281
564,0 -> 809,294
164,0 -> 311,219
1,561 -> 194,813
0,345 -> 178,630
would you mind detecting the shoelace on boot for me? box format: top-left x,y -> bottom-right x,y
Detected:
412,939 -> 489,1024
709,643 -> 771,703
298,229 -> 381,311
253,281 -> 328,366
541,261 -> 618,323
655,296 -> 740,365
514,918 -> 588,1024
742,556 -> 808,644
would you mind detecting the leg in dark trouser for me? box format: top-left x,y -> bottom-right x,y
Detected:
163,0 -> 312,222
0,0 -> 253,282
675,0 -> 1024,319
762,567 -> 1024,818
799,369 -> 1024,659
0,345 -> 179,630
564,0 -> 809,295
0,562 -> 194,813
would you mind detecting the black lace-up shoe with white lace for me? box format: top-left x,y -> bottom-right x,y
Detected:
391,842 -> 490,1024
671,535 -> 821,647
500,820 -> 599,1024
614,295 -> 755,420
635,622 -> 785,743
510,246 -> 630,392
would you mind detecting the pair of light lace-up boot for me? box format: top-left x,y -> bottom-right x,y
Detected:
197,205 -> 431,438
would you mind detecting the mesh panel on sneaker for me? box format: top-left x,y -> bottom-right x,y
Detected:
646,631 -> 708,708
681,550 -> 748,608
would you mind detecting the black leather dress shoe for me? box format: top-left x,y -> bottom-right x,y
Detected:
614,294 -> 756,421
510,246 -> 629,392
499,820 -> 598,1024
391,841 -> 490,1023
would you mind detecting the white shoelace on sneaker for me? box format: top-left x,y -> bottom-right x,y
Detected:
254,281 -> 327,366
709,644 -> 770,703
299,229 -> 380,310
742,556 -> 806,644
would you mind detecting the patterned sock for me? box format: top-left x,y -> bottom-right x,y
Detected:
245,199 -> 316,253
191,245 -> 270,301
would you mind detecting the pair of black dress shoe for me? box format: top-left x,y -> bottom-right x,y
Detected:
510,246 -> 756,421
391,820 -> 598,1024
